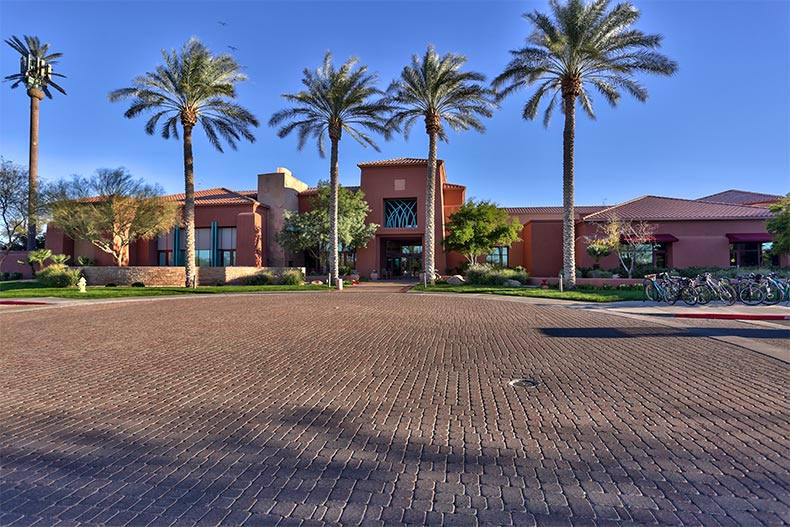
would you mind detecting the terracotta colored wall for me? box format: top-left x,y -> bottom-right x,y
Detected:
46,202 -> 265,269
236,211 -> 264,267
44,226 -> 74,258
356,163 -> 449,276
0,251 -> 33,278
528,221 -> 564,277
580,218 -> 776,269
257,168 -> 308,266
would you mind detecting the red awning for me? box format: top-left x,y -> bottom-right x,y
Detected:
726,233 -> 771,243
620,234 -> 678,243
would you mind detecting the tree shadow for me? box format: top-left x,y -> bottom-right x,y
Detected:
3,398 -> 788,526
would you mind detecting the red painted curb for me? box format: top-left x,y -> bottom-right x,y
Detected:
0,300 -> 49,305
675,313 -> 790,321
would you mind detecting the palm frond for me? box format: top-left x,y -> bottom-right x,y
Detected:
270,52 -> 391,154
109,37 -> 258,151
387,45 -> 496,143
495,0 -> 676,126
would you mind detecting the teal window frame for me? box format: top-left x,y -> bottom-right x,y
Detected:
384,199 -> 418,229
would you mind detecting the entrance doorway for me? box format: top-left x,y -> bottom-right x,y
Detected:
383,239 -> 422,278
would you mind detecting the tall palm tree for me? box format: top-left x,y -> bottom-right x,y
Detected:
270,52 -> 391,287
493,0 -> 677,288
109,38 -> 258,287
5,35 -> 66,250
387,46 -> 495,285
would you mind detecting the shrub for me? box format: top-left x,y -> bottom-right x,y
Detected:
588,269 -> 613,279
465,264 -> 529,286
76,256 -> 96,266
278,269 -> 304,285
339,265 -> 354,276
36,265 -> 81,288
131,282 -> 145,288
245,271 -> 276,285
0,272 -> 19,281
105,283 -> 117,287
50,254 -> 71,265
465,264 -> 492,285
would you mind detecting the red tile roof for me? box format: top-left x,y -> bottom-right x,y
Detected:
504,206 -> 605,216
584,195 -> 774,221
162,188 -> 261,206
357,158 -> 444,167
697,189 -> 783,205
443,183 -> 465,190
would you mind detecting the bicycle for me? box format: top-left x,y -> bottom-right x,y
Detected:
695,273 -> 736,306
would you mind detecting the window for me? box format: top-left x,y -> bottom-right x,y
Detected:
384,199 -> 418,228
486,246 -> 508,267
730,242 -> 772,267
621,243 -> 669,268
218,227 -> 236,267
157,231 -> 174,266
195,228 -> 212,267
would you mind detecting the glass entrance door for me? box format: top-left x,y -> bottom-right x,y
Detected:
384,239 -> 422,278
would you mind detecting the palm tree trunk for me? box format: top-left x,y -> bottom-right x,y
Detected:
183,125 -> 196,287
329,138 -> 340,287
425,131 -> 438,286
26,89 -> 44,251
562,94 -> 577,289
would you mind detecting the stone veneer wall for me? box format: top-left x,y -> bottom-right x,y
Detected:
78,266 -> 306,286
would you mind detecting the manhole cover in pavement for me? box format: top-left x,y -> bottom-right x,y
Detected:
508,378 -> 539,388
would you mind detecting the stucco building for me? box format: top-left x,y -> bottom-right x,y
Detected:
42,158 -> 785,279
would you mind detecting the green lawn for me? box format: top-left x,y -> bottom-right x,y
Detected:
412,283 -> 644,302
0,281 -> 331,299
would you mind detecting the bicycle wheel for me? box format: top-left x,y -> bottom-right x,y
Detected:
739,285 -> 764,306
666,283 -> 682,305
680,286 -> 698,306
695,285 -> 712,305
718,283 -> 737,306
643,280 -> 660,302
762,283 -> 782,305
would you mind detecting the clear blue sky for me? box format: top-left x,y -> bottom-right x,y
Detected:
1,0 -> 788,207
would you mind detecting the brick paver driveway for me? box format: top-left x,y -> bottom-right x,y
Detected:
1,293 -> 788,526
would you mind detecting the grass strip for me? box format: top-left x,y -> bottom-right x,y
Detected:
0,281 -> 331,299
411,283 -> 642,302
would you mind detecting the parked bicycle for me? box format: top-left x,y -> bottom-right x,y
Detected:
643,273 -> 694,305
694,273 -> 737,306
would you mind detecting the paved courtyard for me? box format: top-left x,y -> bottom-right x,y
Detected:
1,293 -> 788,526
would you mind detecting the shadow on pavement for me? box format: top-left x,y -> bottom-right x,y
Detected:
540,327 -> 789,339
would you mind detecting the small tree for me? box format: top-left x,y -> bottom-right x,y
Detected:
275,182 -> 378,273
585,239 -> 612,269
767,194 -> 790,256
443,199 -> 521,265
17,248 -> 52,277
0,159 -> 28,268
591,216 -> 656,278
49,168 -> 178,266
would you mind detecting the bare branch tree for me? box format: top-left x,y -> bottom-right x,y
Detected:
590,216 -> 657,278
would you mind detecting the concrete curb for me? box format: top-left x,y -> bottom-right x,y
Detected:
675,313 -> 790,321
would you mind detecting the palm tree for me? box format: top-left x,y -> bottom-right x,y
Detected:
109,38 -> 258,287
270,52 -> 391,287
493,0 -> 677,288
5,35 -> 66,251
387,46 -> 495,285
